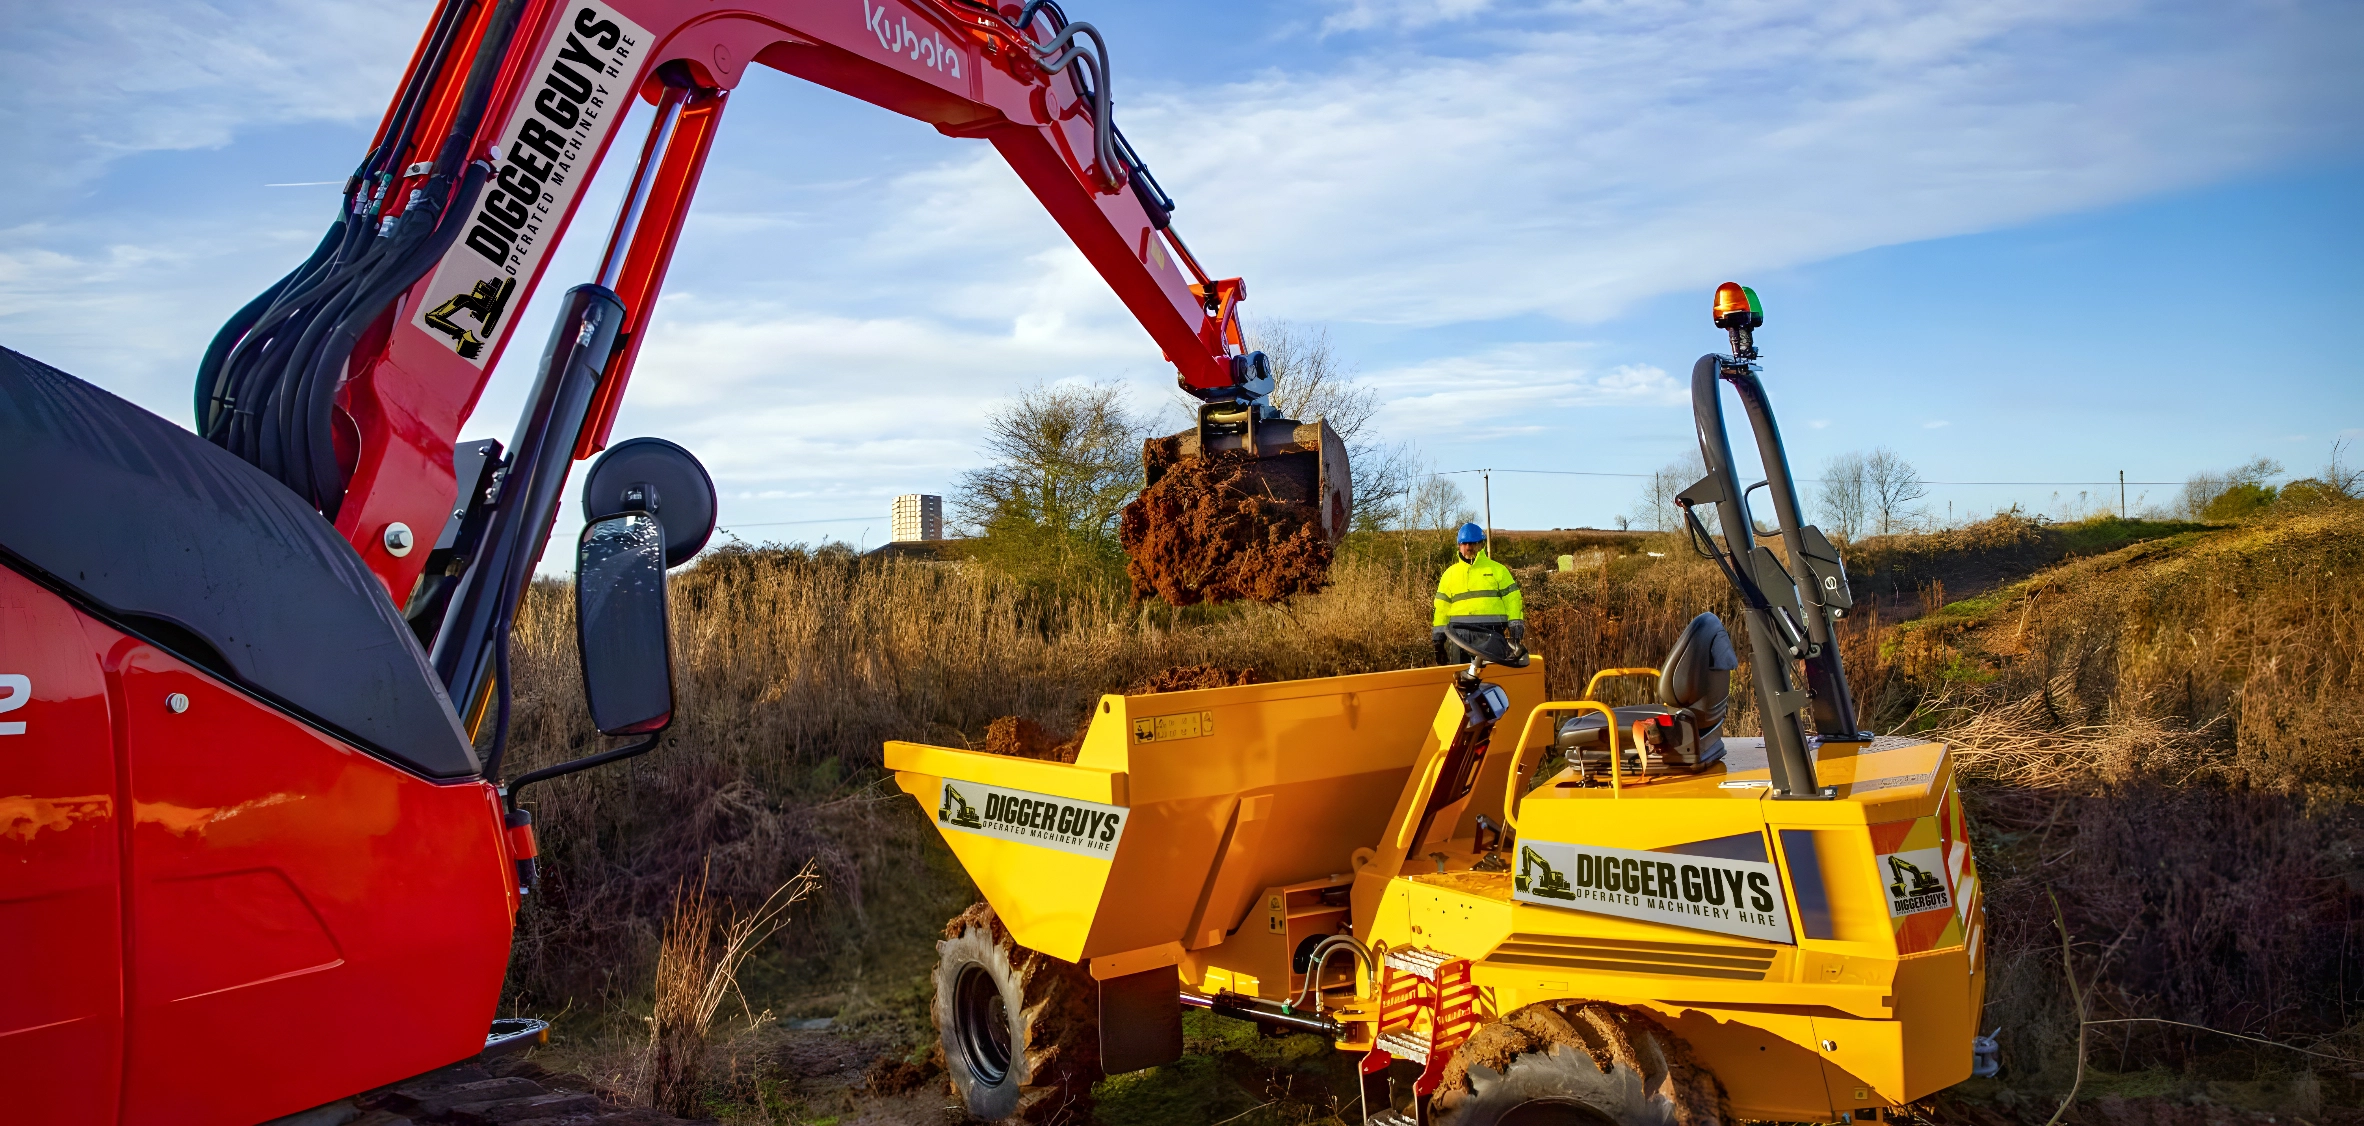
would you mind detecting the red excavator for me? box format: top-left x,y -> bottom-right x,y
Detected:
0,2 -> 1338,1121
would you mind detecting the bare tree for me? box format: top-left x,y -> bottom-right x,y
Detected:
1637,450 -> 1707,532
2177,457 -> 2282,520
1244,318 -> 1416,532
1864,447 -> 1928,535
1817,451 -> 1869,540
2327,439 -> 2363,498
1404,475 -> 1477,531
952,381 -> 1146,580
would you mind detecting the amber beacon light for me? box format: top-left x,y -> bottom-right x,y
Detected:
1712,282 -> 1763,329
1713,281 -> 1765,359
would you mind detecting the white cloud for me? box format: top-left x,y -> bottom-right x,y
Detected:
1360,346 -> 1682,435
1321,0 -> 1496,34
0,0 -> 422,201
1924,420 -> 1952,429
1129,0 -> 2361,325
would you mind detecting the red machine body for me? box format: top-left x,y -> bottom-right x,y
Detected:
3,1 -> 1254,1121
0,570 -> 515,1124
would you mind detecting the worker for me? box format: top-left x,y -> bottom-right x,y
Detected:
1432,522 -> 1523,665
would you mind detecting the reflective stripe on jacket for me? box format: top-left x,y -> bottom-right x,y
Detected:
1433,550 -> 1522,627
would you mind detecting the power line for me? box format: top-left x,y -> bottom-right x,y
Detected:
1435,468 -> 2179,486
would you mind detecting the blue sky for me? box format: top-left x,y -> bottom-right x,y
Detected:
5,0 -> 2360,555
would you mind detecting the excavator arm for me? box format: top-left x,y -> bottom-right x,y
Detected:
200,0 -> 1257,612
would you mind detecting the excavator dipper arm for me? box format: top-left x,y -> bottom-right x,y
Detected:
204,0 -> 1248,608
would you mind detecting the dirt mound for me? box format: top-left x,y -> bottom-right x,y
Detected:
1128,665 -> 1265,694
1119,440 -> 1333,605
979,715 -> 1081,763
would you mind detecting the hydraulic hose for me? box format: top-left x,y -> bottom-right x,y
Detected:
1290,934 -> 1374,1015
197,0 -> 526,516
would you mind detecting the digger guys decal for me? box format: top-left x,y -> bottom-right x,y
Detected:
410,0 -> 650,365
935,780 -> 1126,860
1513,838 -> 1795,944
1878,846 -> 1954,918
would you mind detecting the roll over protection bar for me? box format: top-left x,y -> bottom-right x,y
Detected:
1677,338 -> 1867,799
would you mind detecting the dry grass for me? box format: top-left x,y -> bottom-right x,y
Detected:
1894,507 -> 2364,1092
498,507 -> 2364,1117
644,862 -> 818,1115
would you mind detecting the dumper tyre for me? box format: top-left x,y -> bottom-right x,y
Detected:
1431,1001 -> 1726,1126
933,902 -> 1100,1124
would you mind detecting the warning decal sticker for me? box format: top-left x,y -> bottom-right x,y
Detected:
410,0 -> 650,366
1133,711 -> 1213,744
935,779 -> 1126,860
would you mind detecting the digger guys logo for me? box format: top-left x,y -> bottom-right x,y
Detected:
935,779 -> 1126,860
410,0 -> 649,366
1514,838 -> 1794,944
1878,846 -> 1954,918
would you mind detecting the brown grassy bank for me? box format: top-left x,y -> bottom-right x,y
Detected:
499,510 -> 2364,1121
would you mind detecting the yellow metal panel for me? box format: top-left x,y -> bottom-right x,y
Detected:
1894,948 -> 1977,1096
1647,1006 -> 1833,1122
883,742 -> 1123,803
1353,688 -> 1463,938
1810,1013 -> 1907,1106
891,770 -> 1112,962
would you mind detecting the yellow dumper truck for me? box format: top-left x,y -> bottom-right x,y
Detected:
887,287 -> 1987,1125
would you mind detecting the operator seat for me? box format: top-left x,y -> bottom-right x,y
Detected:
1553,612 -> 1738,771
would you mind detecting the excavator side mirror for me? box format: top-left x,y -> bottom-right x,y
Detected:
575,512 -> 674,735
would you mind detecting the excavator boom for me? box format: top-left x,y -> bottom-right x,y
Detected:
201,0 -> 1270,615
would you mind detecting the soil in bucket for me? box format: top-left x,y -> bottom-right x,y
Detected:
1119,440 -> 1333,606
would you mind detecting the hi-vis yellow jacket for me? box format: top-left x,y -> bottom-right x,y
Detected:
1433,550 -> 1523,627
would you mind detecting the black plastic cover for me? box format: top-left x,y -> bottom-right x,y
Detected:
1098,965 -> 1183,1074
0,346 -> 478,778
581,437 -> 716,567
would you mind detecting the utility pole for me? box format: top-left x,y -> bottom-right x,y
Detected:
2120,470 -> 2126,519
1482,470 -> 1493,557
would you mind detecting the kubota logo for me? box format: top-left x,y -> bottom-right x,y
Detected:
862,0 -> 962,78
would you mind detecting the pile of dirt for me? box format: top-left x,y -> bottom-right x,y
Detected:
974,667 -> 1266,765
1128,665 -> 1265,694
1119,441 -> 1333,605
978,715 -> 1081,763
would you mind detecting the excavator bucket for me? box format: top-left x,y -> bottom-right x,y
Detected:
1122,407 -> 1351,605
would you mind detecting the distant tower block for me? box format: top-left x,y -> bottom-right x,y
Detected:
892,494 -> 943,542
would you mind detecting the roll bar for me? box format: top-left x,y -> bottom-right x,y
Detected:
1675,289 -> 1866,799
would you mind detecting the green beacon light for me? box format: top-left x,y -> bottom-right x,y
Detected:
1712,282 -> 1764,359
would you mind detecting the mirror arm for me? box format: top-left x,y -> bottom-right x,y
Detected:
502,730 -> 664,814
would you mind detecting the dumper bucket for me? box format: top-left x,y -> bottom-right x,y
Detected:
884,662 -> 1546,995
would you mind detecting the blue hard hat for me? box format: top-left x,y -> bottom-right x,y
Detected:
1456,522 -> 1486,544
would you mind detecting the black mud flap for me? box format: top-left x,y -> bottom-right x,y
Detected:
1097,964 -> 1183,1074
